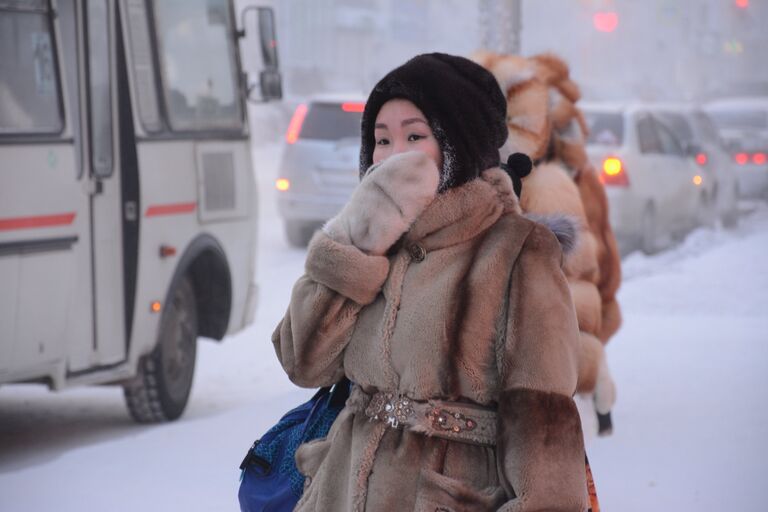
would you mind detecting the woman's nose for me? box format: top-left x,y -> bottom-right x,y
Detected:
392,140 -> 407,155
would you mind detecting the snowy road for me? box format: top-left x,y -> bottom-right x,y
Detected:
1,143 -> 767,511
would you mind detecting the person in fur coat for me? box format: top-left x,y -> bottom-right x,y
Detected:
472,50 -> 622,435
273,53 -> 589,511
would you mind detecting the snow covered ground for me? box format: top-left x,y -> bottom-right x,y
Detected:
1,142 -> 767,511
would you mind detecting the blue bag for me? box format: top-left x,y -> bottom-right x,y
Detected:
238,378 -> 351,512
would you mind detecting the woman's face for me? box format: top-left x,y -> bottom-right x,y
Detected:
372,99 -> 443,170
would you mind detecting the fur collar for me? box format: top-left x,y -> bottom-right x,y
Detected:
404,167 -> 521,251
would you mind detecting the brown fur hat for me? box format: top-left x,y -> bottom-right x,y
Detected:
360,53 -> 508,191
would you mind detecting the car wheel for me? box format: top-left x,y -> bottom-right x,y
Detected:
124,276 -> 198,423
640,204 -> 658,255
697,192 -> 716,229
722,185 -> 739,228
285,220 -> 315,248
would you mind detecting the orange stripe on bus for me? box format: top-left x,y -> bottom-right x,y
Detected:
0,212 -> 76,231
145,202 -> 197,217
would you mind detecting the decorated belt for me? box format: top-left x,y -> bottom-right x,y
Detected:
348,386 -> 497,446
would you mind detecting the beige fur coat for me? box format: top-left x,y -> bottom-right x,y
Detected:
273,160 -> 588,511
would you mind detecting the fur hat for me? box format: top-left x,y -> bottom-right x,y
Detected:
360,53 -> 508,191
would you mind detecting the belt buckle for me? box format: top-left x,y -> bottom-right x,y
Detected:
365,392 -> 414,429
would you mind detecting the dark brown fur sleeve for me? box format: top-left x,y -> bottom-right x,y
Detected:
496,223 -> 587,511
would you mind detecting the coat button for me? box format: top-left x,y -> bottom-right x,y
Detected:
408,243 -> 426,262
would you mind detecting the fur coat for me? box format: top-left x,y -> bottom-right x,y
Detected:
273,156 -> 588,511
472,51 -> 622,404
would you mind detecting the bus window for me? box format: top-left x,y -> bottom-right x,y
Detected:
0,0 -> 62,135
87,0 -> 113,176
153,0 -> 242,132
125,0 -> 162,132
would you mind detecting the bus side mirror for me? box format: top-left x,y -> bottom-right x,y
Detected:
239,6 -> 282,103
252,70 -> 282,102
256,8 -> 279,70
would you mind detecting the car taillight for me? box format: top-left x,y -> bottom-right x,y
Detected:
753,152 -> 767,165
275,178 -> 290,191
735,152 -> 749,165
600,157 -> 629,186
341,102 -> 365,113
285,104 -> 308,144
695,152 -> 708,166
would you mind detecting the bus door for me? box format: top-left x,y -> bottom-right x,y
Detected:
0,0 -> 93,381
71,0 -> 128,371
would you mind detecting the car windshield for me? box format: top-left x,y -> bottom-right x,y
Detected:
584,111 -> 623,146
300,103 -> 362,141
708,109 -> 768,131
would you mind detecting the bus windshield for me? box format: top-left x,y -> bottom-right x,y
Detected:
153,0 -> 242,131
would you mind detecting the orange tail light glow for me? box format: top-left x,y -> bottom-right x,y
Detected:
275,178 -> 290,192
600,157 -> 629,186
285,104 -> 308,144
693,175 -> 703,186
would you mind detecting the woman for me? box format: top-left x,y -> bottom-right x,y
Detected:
273,53 -> 588,511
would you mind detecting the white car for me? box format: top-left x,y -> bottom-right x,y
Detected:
704,97 -> 768,198
276,94 -> 365,246
651,105 -> 740,226
582,103 -> 713,254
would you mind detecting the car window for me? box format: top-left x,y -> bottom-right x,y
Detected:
300,103 -> 362,141
693,112 -> 724,145
636,115 -> 662,154
584,111 -> 623,145
656,112 -> 692,145
654,118 -> 685,157
708,109 -> 768,131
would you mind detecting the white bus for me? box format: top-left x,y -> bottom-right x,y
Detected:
0,0 -> 281,422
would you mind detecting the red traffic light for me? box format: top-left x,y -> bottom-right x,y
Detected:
593,12 -> 618,32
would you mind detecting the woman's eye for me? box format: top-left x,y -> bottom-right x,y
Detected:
408,134 -> 426,142
376,138 -> 389,146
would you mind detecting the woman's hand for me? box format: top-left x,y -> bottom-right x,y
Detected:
323,151 -> 439,255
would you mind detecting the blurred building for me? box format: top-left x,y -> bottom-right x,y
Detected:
522,0 -> 768,102
240,0 -> 500,99
238,0 -> 766,103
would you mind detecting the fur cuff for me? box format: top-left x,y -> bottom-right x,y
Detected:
305,231 -> 390,305
497,388 -> 588,511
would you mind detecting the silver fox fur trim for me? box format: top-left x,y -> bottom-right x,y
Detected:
524,213 -> 578,255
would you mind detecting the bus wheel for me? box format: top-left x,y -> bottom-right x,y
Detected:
124,276 -> 198,423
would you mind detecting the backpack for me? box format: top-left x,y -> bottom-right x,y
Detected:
238,378 -> 351,512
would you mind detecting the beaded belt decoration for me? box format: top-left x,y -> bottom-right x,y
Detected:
354,388 -> 497,446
